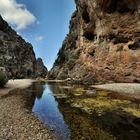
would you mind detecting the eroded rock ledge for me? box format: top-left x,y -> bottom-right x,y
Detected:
49,0 -> 140,84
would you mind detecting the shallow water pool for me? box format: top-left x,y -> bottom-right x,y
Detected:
30,82 -> 140,140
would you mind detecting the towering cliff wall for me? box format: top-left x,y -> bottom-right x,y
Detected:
0,16 -> 48,78
49,0 -> 140,84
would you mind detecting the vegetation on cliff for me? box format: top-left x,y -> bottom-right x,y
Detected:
0,71 -> 8,87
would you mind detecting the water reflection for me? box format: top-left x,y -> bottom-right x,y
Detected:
31,82 -> 140,140
32,84 -> 71,140
30,82 -> 45,99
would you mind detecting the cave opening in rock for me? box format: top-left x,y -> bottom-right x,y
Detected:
83,32 -> 95,41
117,0 -> 136,14
128,40 -> 140,50
82,7 -> 90,24
113,36 -> 129,44
104,0 -> 117,13
96,0 -> 137,14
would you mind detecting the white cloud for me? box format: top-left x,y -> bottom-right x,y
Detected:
0,0 -> 36,30
35,36 -> 44,42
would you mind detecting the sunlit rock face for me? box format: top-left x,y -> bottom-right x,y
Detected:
0,16 -> 47,79
50,0 -> 140,83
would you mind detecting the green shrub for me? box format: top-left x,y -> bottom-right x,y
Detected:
0,71 -> 8,87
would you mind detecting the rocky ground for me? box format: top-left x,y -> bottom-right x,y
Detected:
0,87 -> 55,140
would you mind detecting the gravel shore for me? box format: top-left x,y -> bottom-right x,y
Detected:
92,83 -> 140,97
0,79 -> 35,97
0,87 -> 55,140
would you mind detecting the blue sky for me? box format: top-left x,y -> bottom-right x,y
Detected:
0,0 -> 76,70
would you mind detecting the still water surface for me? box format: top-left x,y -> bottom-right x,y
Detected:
30,82 -> 140,140
32,84 -> 71,140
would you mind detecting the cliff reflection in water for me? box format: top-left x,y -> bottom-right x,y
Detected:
32,83 -> 71,140
30,82 -> 45,99
30,82 -> 140,140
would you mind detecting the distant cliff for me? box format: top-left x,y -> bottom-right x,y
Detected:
49,0 -> 140,84
0,16 -> 48,79
35,58 -> 48,78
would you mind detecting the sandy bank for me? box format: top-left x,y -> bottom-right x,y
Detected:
0,79 -> 35,97
92,83 -> 140,96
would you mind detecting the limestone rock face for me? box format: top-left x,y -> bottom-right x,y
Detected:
49,0 -> 140,83
0,16 -> 47,78
35,58 -> 48,78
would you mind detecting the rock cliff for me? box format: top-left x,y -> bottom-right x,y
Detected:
49,0 -> 140,84
35,58 -> 48,78
0,16 -> 47,79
